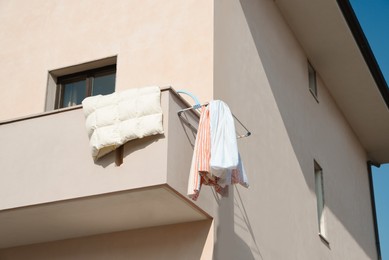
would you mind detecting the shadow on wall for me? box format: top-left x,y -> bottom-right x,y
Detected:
214,187 -> 263,260
0,220 -> 212,260
178,111 -> 198,148
238,0 -> 376,258
177,103 -> 262,258
95,134 -> 165,168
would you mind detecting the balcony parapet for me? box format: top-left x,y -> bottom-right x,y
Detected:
0,87 -> 214,248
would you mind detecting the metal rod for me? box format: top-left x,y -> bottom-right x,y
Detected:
232,114 -> 251,137
177,103 -> 251,139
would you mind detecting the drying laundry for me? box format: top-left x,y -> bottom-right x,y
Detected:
187,100 -> 249,200
82,86 -> 164,160
209,100 -> 249,188
187,106 -> 225,200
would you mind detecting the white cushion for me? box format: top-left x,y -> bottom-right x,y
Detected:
82,86 -> 164,160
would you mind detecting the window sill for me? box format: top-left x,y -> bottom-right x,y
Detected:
309,88 -> 320,103
319,233 -> 330,248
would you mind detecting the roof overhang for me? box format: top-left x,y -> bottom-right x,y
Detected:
275,0 -> 389,163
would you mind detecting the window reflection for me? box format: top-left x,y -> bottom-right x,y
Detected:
63,80 -> 87,107
92,74 -> 116,96
57,65 -> 116,109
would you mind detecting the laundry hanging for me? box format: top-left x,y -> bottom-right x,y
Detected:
82,86 -> 164,160
187,100 -> 249,200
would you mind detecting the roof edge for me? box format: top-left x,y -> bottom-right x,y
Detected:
337,0 -> 389,110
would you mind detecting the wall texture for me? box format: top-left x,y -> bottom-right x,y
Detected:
0,0 -> 213,121
0,0 -> 379,259
213,0 -> 377,259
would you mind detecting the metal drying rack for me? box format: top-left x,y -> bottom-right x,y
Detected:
176,90 -> 251,139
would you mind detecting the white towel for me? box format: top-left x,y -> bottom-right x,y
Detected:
82,86 -> 164,160
209,100 -> 239,172
209,100 -> 249,188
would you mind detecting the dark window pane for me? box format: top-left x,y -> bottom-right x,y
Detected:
92,73 -> 116,96
62,80 -> 87,107
308,63 -> 317,96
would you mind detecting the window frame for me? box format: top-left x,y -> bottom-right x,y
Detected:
314,160 -> 329,244
55,64 -> 116,109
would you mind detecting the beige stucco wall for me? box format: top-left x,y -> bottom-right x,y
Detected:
0,220 -> 214,260
0,0 -> 213,121
214,0 -> 377,259
0,0 -> 380,259
0,93 -> 170,210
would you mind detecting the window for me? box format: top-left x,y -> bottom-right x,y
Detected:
45,56 -> 117,111
314,161 -> 327,239
55,65 -> 116,108
308,62 -> 318,100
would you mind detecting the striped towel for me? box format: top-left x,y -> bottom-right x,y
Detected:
186,107 -> 204,200
187,106 -> 225,200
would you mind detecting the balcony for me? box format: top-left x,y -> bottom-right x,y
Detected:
0,87 -> 214,248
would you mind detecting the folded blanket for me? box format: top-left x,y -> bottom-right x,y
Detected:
82,86 -> 164,160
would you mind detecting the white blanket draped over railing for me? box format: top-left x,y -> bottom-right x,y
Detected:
82,86 -> 164,160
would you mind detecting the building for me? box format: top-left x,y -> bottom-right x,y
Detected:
0,0 -> 388,259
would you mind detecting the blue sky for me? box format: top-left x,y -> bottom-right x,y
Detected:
373,164 -> 389,259
350,0 -> 389,259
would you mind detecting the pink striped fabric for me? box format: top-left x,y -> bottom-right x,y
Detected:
187,102 -> 249,201
187,106 -> 225,200
197,107 -> 210,174
187,106 -> 209,200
